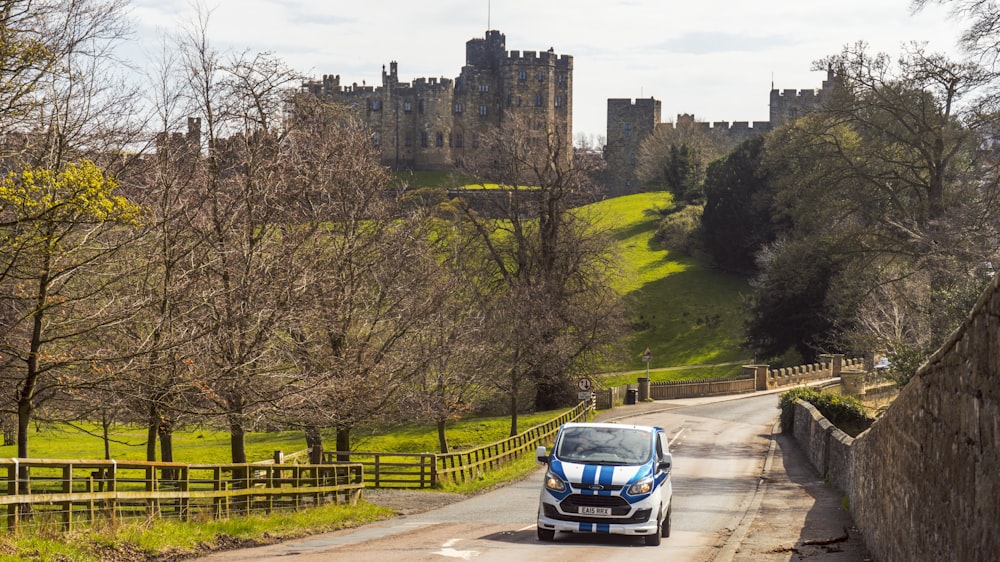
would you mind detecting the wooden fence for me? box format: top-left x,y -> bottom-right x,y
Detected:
0,458 -> 364,533
321,400 -> 593,489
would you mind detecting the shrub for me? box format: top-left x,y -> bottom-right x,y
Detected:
653,204 -> 703,255
778,387 -> 872,434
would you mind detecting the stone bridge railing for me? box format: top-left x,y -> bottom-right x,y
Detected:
742,355 -> 864,391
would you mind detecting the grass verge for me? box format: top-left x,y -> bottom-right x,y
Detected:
0,501 -> 394,561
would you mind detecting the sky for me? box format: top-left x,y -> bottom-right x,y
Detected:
126,0 -> 966,141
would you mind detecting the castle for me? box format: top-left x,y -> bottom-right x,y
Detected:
605,67 -> 837,194
301,30 -> 573,171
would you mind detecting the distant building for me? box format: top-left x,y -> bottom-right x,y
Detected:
605,67 -> 837,195
301,30 -> 573,171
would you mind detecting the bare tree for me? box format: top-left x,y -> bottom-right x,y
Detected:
173,10 -> 315,465
272,106 -> 450,459
455,112 -> 627,435
636,116 -> 734,203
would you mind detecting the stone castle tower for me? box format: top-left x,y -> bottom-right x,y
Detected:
301,30 -> 573,171
605,67 -> 837,195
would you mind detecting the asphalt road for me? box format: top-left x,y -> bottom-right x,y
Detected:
195,393 -> 780,562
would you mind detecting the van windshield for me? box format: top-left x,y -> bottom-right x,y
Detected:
555,426 -> 652,465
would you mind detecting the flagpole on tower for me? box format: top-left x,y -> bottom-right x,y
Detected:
488,0 -> 491,30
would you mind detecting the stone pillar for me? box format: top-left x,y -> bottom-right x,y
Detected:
830,354 -> 843,377
747,365 -> 770,391
841,369 -> 866,397
819,353 -> 844,377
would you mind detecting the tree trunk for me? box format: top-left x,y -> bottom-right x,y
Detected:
145,404 -> 158,461
335,427 -> 351,462
305,425 -> 324,464
436,419 -> 449,454
158,417 -> 174,463
228,413 -> 247,464
509,392 -> 519,437
101,413 -> 111,460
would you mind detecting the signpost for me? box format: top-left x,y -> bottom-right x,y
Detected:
639,348 -> 653,402
577,377 -> 593,401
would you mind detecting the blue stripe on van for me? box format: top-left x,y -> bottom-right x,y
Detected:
596,523 -> 611,533
581,464 -> 598,494
578,522 -> 593,533
598,465 -> 615,495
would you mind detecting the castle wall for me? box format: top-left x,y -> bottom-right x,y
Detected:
605,98 -> 660,195
302,30 -> 572,173
606,68 -> 834,195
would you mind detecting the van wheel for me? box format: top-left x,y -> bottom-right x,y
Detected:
537,527 -> 555,541
661,502 -> 672,538
645,519 -> 662,546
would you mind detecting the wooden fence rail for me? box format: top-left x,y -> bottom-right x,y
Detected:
0,458 -> 364,533
435,401 -> 590,486
321,400 -> 593,489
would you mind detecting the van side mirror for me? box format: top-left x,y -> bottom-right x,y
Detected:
536,445 -> 550,464
658,452 -> 672,473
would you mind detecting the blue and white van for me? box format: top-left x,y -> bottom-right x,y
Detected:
535,422 -> 673,546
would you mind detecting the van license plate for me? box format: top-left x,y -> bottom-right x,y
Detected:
579,506 -> 612,516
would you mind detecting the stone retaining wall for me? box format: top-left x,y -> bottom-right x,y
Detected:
791,273 -> 1000,562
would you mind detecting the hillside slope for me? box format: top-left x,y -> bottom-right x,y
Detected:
587,192 -> 750,372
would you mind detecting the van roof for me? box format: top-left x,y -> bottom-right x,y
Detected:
561,421 -> 659,433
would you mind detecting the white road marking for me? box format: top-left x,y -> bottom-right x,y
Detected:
670,426 -> 688,446
434,538 -> 480,559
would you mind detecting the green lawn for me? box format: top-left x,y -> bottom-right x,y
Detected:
12,410 -> 568,463
586,192 -> 751,372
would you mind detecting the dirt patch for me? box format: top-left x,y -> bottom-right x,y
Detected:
361,489 -> 467,515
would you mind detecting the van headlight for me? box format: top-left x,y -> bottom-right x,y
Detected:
544,471 -> 567,492
627,475 -> 654,495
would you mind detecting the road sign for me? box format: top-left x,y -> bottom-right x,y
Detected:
577,378 -> 592,391
578,391 -> 594,400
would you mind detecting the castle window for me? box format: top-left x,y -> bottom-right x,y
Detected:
435,132 -> 444,147
534,94 -> 542,107
518,70 -> 527,81
454,103 -> 463,114
558,73 -> 565,84
630,153 -> 636,166
624,123 -> 633,137
421,131 -> 428,147
537,71 -> 544,82
405,132 -> 412,147
479,83 -> 489,92
517,96 -> 522,106
371,99 -> 381,111
554,96 -> 562,108
472,134 -> 479,148
403,100 -> 412,112
418,100 -> 425,114
455,134 -> 463,148
479,105 -> 488,116
373,131 -> 381,147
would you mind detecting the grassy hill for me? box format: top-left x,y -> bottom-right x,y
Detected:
588,192 -> 750,374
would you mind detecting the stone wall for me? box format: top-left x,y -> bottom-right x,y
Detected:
792,272 -> 1000,561
792,400 -> 854,500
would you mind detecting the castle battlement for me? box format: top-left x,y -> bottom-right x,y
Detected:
505,49 -> 572,67
772,88 -> 821,99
